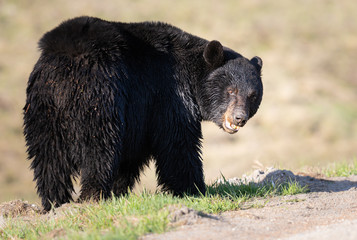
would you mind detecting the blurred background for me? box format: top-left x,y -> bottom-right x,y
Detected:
0,0 -> 356,203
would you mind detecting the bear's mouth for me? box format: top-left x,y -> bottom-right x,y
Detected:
223,119 -> 240,134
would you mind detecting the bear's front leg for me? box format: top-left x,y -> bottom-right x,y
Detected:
153,121 -> 206,196
79,165 -> 113,202
78,134 -> 121,202
112,157 -> 146,196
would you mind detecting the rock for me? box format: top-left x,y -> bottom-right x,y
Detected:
217,167 -> 298,187
0,200 -> 41,218
167,206 -> 219,226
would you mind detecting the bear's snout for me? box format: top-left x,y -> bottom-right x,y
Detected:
234,112 -> 248,127
222,104 -> 250,134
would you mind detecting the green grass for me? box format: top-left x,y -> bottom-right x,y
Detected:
1,180 -> 307,240
323,160 -> 357,177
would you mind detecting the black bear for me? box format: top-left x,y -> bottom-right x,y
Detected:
24,16 -> 263,211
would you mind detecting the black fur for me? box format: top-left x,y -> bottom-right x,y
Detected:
23,16 -> 263,211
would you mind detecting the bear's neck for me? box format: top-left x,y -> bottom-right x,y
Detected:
121,21 -> 211,120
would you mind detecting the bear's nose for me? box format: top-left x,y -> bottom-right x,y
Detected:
236,118 -> 247,127
234,113 -> 248,127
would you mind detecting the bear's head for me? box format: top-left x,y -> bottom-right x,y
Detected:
199,40 -> 263,134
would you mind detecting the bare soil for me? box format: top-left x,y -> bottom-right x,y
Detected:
1,170 -> 356,240
142,172 -> 357,240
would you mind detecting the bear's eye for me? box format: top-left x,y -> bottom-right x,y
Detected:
227,88 -> 238,96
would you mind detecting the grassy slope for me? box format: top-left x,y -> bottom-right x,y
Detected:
0,0 -> 356,203
1,180 -> 307,240
2,160 -> 355,239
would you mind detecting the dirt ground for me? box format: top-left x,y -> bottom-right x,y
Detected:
142,173 -> 357,240
1,171 -> 356,240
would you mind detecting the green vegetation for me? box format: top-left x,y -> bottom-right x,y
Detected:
323,160 -> 357,177
1,180 -> 307,240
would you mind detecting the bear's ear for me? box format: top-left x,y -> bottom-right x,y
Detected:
204,40 -> 224,67
250,56 -> 263,72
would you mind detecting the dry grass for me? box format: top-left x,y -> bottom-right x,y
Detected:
0,0 -> 356,203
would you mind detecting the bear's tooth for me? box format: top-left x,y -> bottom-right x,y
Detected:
225,119 -> 232,130
230,123 -> 240,131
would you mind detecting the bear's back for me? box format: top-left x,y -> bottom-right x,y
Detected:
38,16 -> 124,59
38,16 -> 204,60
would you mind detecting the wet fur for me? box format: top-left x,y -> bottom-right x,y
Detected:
24,16 -> 263,211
